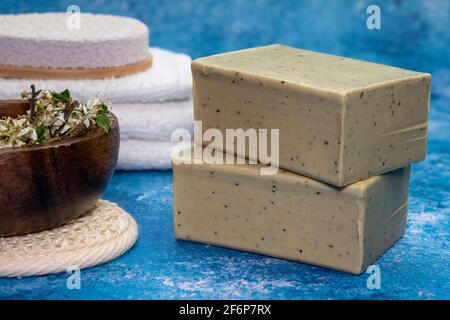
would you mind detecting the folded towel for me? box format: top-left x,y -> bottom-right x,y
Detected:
117,140 -> 179,171
0,48 -> 192,103
111,99 -> 193,141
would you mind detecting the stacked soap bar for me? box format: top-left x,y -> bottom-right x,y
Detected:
191,44 -> 431,186
173,150 -> 410,274
173,44 -> 431,274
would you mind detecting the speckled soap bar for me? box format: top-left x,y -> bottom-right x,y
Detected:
192,44 -> 430,187
172,148 -> 410,275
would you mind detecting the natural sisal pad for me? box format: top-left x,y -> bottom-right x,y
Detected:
0,200 -> 138,277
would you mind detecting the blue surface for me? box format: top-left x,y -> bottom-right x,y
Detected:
0,0 -> 449,299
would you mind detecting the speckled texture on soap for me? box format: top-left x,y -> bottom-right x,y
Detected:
192,45 -> 431,187
0,13 -> 149,68
196,45 -> 426,93
172,148 -> 410,275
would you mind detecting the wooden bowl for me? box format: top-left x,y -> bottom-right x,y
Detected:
0,100 -> 120,237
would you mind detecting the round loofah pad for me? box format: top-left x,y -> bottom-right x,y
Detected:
0,200 -> 138,277
0,13 -> 149,69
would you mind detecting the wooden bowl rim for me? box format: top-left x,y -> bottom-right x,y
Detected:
0,114 -> 118,155
0,99 -> 29,106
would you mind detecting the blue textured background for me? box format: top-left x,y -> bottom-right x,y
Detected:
0,0 -> 449,299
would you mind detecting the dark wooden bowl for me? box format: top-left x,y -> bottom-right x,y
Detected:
0,100 -> 120,237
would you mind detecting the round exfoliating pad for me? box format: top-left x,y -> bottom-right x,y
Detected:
0,13 -> 149,70
0,200 -> 138,277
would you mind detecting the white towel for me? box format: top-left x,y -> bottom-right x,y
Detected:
112,99 -> 193,141
117,140 -> 179,171
0,48 -> 192,103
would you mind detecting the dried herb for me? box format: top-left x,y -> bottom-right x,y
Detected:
36,125 -> 46,143
52,89 -> 71,103
28,84 -> 41,122
0,85 -> 113,149
95,104 -> 112,134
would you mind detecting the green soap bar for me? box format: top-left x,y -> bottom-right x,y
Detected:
172,147 -> 410,275
192,44 -> 430,186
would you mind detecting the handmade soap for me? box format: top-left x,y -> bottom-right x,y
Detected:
192,44 -> 430,186
172,148 -> 410,274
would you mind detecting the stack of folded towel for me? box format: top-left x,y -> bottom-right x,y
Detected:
0,13 -> 193,170
113,97 -> 193,170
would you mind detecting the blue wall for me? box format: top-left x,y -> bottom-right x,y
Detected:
0,0 -> 448,71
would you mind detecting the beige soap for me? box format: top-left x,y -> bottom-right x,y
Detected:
172,149 -> 410,274
192,44 -> 430,187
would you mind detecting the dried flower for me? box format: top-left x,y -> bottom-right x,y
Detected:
0,86 -> 113,149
